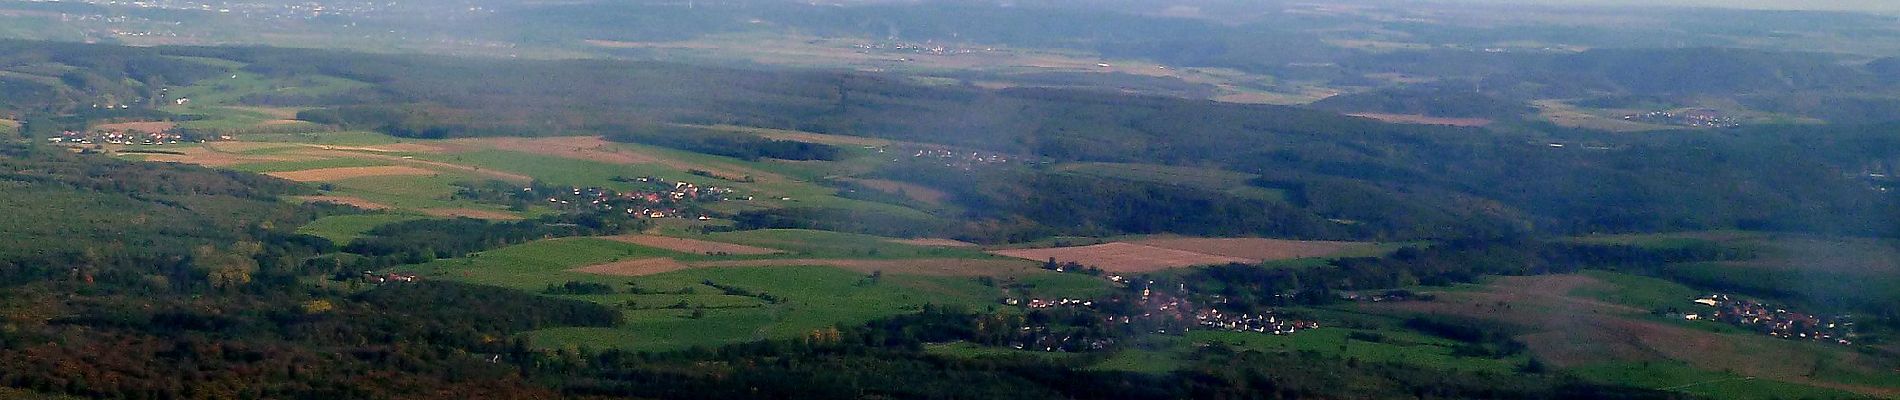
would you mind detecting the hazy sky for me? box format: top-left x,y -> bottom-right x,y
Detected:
1451,0 -> 1900,12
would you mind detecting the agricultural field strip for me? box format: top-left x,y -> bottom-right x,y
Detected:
990,238 -> 1372,272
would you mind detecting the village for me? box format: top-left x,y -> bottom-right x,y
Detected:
884,145 -> 1020,170
1683,294 -> 1856,345
851,40 -> 991,57
525,177 -> 736,221
998,273 -> 1323,354
1622,109 -> 1740,128
45,128 -> 190,146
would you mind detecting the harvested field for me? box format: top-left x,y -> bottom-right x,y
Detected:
687,258 -> 1034,277
267,166 -> 436,182
93,121 -> 177,133
572,258 -> 691,277
293,195 -> 391,210
888,238 -> 978,247
603,234 -> 782,255
420,208 -> 523,220
1130,238 -> 1363,262
990,242 -> 1252,273
1347,113 -> 1491,127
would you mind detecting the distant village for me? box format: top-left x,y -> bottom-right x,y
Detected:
882,145 -> 1020,170
1680,294 -> 1856,345
524,177 -> 737,221
1623,109 -> 1739,128
45,128 -> 195,146
997,274 -> 1322,353
852,40 -> 992,59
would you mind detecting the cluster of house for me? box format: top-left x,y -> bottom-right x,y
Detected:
537,179 -> 734,220
1006,326 -> 1116,353
46,130 -> 185,146
888,146 -> 1017,170
361,271 -> 419,284
1686,294 -> 1855,345
1003,297 -> 1095,309
1623,109 -> 1738,128
851,41 -> 989,57
1193,309 -> 1319,335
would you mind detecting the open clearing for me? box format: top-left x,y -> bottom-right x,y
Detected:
419,208 -> 522,220
991,242 -> 1253,273
685,258 -> 1035,276
571,257 -> 691,276
1346,113 -> 1491,127
293,195 -> 391,210
1130,238 -> 1367,261
266,166 -> 436,182
603,234 -> 782,255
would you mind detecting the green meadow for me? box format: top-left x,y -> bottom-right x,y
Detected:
388,235 -> 1104,352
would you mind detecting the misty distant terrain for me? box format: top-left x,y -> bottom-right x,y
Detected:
0,0 -> 1895,399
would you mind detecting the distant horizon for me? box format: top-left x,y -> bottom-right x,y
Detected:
1436,0 -> 1900,12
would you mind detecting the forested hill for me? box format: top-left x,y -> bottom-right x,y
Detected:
196,42 -> 1899,240
9,41 -> 1900,242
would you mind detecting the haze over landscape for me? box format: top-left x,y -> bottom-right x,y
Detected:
0,0 -> 1897,398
